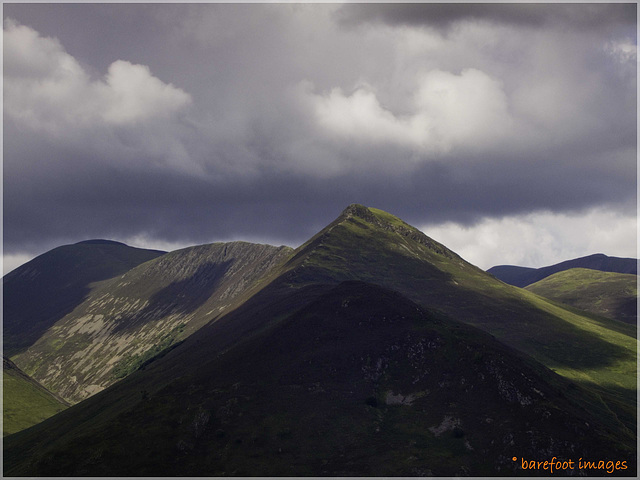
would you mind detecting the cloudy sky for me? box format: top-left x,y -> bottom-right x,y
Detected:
3,2 -> 637,273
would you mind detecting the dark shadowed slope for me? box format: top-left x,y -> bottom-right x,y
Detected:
3,282 -> 635,476
488,254 -> 637,288
3,240 -> 165,356
11,241 -> 293,403
3,357 -> 69,436
526,268 -> 637,324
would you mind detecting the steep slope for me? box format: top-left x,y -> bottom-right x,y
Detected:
261,206 -> 636,420
3,357 -> 69,436
227,204 -> 635,436
526,268 -> 637,324
3,282 -> 635,476
11,241 -> 293,403
488,253 -> 637,288
3,240 -> 165,356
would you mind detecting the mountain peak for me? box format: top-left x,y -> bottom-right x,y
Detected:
339,204 -> 412,230
340,203 -> 374,219
336,204 -> 455,260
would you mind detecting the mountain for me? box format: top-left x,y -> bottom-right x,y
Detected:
260,205 -> 636,431
3,356 -> 69,436
9,241 -> 293,404
3,282 -> 635,476
3,240 -> 165,356
525,268 -> 637,324
3,204 -> 636,476
487,253 -> 637,288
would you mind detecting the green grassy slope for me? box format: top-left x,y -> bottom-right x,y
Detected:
243,205 -> 636,434
3,357 -> 69,436
11,241 -> 293,404
525,268 -> 637,324
3,282 -> 635,476
3,240 -> 166,356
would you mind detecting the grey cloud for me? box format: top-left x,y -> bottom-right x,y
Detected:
4,112 -> 634,256
335,3 -> 636,32
2,4 -> 636,261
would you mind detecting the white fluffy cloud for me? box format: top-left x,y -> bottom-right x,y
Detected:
100,60 -> 192,125
421,208 -> 638,270
4,18 -> 199,177
413,68 -> 512,150
311,85 -> 427,148
4,19 -> 191,133
305,67 -> 514,155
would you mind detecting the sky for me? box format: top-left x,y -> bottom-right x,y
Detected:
3,2 -> 638,273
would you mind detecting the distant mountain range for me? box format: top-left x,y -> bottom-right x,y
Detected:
3,205 -> 637,476
487,253 -> 637,288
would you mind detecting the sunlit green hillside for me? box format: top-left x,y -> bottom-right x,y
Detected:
3,357 -> 69,436
526,268 -> 637,324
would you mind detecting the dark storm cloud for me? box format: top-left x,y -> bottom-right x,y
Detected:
5,113 -> 633,256
2,3 -> 637,265
335,3 -> 636,32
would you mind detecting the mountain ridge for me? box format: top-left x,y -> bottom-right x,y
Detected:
136,204 -> 637,435
3,204 -> 636,475
488,253 -> 637,288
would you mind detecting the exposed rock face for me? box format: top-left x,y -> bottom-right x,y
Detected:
13,241 -> 292,403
